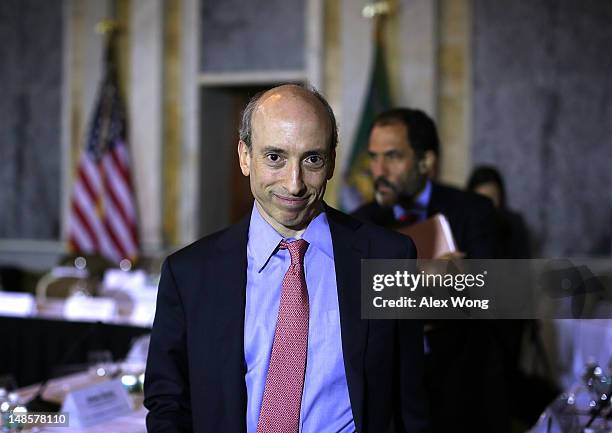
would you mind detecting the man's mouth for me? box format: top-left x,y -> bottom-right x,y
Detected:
273,194 -> 308,207
376,185 -> 393,194
374,177 -> 398,195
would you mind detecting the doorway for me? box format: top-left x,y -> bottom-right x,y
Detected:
199,85 -> 271,237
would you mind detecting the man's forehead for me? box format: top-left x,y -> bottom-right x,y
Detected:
253,110 -> 327,134
369,123 -> 411,150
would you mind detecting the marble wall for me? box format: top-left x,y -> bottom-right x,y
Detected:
472,0 -> 612,256
200,0 -> 305,73
0,0 -> 63,239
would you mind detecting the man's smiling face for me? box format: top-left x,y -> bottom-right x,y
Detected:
238,86 -> 335,237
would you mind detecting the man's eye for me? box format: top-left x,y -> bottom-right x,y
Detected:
266,154 -> 281,162
305,155 -> 324,166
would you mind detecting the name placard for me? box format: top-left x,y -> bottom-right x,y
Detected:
61,379 -> 133,428
103,269 -> 147,292
63,296 -> 117,322
0,292 -> 36,317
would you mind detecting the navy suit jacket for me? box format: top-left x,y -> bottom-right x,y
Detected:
352,182 -> 499,259
144,205 -> 429,433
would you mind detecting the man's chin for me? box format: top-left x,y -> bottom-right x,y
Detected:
374,191 -> 397,208
274,208 -> 312,228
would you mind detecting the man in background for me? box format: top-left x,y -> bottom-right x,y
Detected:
353,108 -> 498,259
145,86 -> 429,433
353,108 -> 508,433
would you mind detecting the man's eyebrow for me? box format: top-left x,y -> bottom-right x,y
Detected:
384,149 -> 402,155
259,146 -> 329,157
368,149 -> 402,156
303,148 -> 328,157
259,146 -> 287,154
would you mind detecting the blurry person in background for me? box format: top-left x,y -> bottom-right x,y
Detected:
467,165 -> 557,428
467,165 -> 531,259
353,108 -> 509,433
353,108 -> 499,259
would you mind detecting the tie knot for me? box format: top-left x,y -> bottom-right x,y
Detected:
279,239 -> 309,266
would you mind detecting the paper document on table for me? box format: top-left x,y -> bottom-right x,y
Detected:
396,213 -> 457,259
63,296 -> 117,322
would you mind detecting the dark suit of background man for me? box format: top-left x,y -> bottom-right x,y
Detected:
352,108 -> 510,433
144,85 -> 429,433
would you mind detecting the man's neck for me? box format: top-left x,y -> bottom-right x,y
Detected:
255,201 -> 323,239
397,179 -> 429,210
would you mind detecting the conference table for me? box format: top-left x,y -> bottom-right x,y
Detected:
0,295 -> 151,388
1,295 -> 151,433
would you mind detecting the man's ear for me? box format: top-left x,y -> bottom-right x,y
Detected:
238,140 -> 251,176
326,149 -> 336,180
418,150 -> 437,175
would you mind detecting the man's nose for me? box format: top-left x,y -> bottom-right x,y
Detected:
285,162 -> 306,196
370,157 -> 387,178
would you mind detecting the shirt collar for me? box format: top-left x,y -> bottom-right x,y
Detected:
301,209 -> 334,260
248,203 -> 334,272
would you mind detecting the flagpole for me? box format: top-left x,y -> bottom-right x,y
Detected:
95,19 -> 120,78
93,20 -> 120,223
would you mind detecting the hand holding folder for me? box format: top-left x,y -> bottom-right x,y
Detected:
395,213 -> 459,259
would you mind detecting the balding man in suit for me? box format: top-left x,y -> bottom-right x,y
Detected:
144,85 -> 429,433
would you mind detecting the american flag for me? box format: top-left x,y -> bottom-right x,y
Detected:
67,53 -> 139,264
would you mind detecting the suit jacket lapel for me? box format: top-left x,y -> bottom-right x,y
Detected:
326,205 -> 369,433
209,215 -> 250,428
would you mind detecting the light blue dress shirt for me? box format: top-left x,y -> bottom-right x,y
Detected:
244,204 -> 356,433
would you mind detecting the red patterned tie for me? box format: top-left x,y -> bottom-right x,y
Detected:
256,239 -> 310,433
